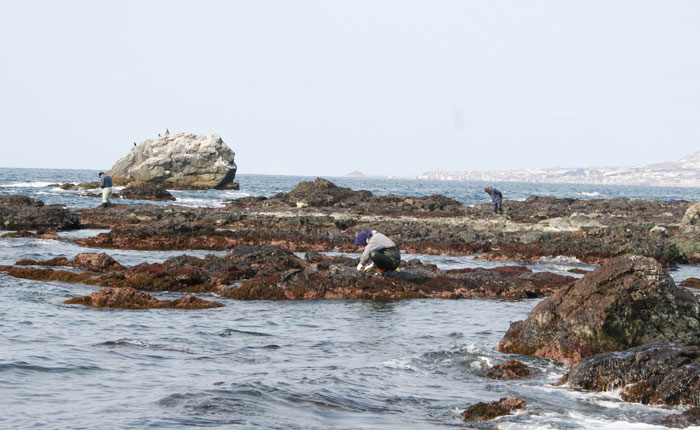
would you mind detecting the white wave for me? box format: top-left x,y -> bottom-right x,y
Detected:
381,358 -> 418,372
173,197 -> 225,208
220,190 -> 252,199
2,181 -> 54,188
564,411 -> 669,430
577,191 -> 601,197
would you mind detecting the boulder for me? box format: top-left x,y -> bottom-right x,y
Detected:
680,202 -> 700,234
461,397 -> 525,421
496,255 -> 700,364
564,342 -> 700,407
108,133 -> 237,189
73,253 -> 124,272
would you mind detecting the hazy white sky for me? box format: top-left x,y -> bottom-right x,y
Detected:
1,1 -> 698,176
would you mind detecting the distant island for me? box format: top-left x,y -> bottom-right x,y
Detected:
345,170 -> 367,177
416,150 -> 700,187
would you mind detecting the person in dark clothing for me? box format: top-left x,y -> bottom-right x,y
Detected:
98,172 -> 113,206
484,187 -> 503,214
354,230 -> 401,273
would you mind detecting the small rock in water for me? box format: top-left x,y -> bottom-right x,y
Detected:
680,277 -> 700,289
485,360 -> 530,380
461,397 -> 526,421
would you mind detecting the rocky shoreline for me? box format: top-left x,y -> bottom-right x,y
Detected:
2,177 -> 700,425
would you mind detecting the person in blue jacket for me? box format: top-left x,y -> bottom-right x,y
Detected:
484,187 -> 503,214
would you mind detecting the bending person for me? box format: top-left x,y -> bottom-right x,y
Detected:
354,230 -> 401,273
484,186 -> 503,214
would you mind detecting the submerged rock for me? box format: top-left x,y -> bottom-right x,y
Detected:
108,132 -> 237,189
64,287 -> 224,309
461,397 -> 526,421
564,342 -> 700,407
496,255 -> 700,364
0,194 -> 80,230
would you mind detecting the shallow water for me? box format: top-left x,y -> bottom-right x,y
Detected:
2,168 -> 700,429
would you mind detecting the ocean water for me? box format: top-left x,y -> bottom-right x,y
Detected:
1,167 -> 699,429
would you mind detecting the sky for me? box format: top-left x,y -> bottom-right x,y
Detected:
1,1 -> 698,177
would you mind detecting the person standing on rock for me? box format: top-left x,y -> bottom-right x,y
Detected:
484,187 -> 503,214
355,230 -> 401,273
98,172 -> 113,207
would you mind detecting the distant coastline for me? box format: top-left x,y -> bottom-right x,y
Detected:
416,150 -> 700,187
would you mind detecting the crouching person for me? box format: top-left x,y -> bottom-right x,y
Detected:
354,230 -> 401,273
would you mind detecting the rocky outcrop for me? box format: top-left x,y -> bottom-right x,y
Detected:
485,360 -> 531,380
64,287 -> 224,309
563,343 -> 700,407
71,186 -> 692,266
496,255 -> 700,364
461,397 -> 525,421
108,133 -> 237,189
0,195 -> 80,230
227,178 -> 466,216
2,245 -> 574,301
118,182 -> 175,201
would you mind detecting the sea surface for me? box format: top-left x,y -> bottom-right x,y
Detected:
1,167 -> 700,429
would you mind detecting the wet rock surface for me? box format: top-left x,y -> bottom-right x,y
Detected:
75,221 -> 240,250
64,287 -> 224,309
657,407 -> 700,428
496,255 -> 700,364
461,397 -> 526,421
485,360 -> 531,380
1,245 -> 575,300
564,342 -> 700,407
0,194 -> 80,230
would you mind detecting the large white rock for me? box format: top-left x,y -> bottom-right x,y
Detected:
108,133 -> 237,189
